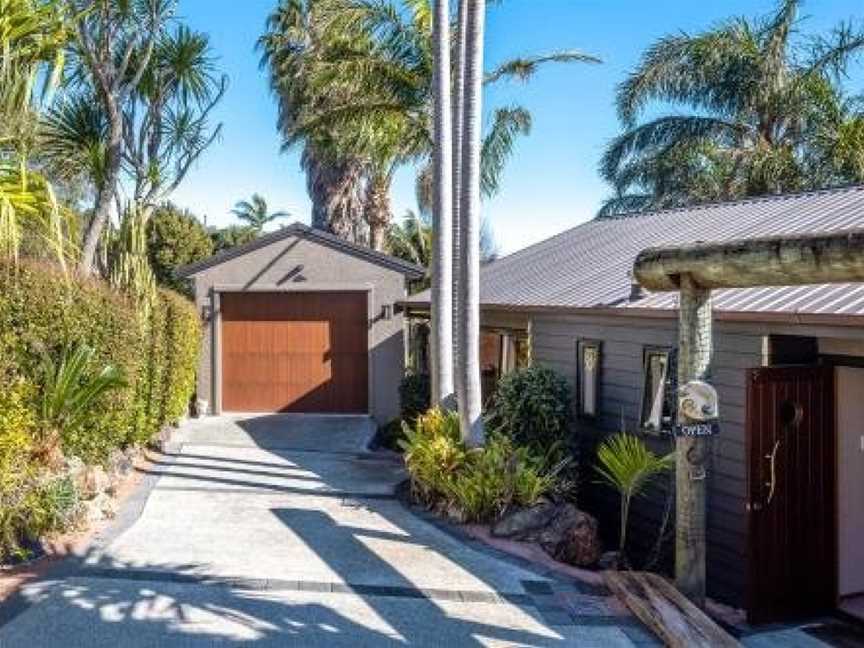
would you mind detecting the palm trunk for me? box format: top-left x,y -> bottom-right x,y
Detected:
457,0 -> 486,448
452,0 -> 469,412
364,173 -> 392,252
430,0 -> 455,408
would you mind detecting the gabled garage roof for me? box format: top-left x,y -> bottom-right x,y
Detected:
178,221 -> 425,279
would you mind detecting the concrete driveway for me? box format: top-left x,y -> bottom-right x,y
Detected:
0,415 -> 653,647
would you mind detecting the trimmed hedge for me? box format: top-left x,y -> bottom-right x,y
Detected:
0,261 -> 201,461
0,263 -> 143,460
159,288 -> 201,426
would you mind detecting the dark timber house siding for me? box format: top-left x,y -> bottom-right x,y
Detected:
532,312 -> 759,603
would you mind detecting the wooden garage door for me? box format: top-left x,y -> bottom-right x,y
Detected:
221,292 -> 368,413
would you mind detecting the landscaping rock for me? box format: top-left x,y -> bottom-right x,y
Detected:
536,504 -> 602,568
108,449 -> 134,481
84,492 -> 118,523
491,502 -> 557,538
64,456 -> 87,491
80,466 -> 110,499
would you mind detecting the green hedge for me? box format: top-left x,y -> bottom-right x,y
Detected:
0,262 -> 201,461
0,263 -> 143,460
158,288 -> 201,426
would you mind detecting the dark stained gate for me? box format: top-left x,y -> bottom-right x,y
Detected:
746,366 -> 836,623
221,292 -> 368,413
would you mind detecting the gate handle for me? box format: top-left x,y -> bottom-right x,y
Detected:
765,440 -> 780,506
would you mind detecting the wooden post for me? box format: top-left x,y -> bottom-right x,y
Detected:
675,273 -> 712,606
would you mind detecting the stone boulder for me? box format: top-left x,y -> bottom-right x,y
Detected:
80,465 -> 110,500
491,502 -> 557,538
107,448 -> 134,488
495,502 -> 602,568
539,505 -> 602,567
84,492 -> 118,523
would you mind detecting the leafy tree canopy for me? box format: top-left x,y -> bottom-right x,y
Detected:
146,202 -> 213,293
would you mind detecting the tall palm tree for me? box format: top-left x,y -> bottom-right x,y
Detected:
69,0 -> 175,275
456,0 -> 486,447
599,0 -> 864,217
230,193 -> 290,232
271,0 -> 598,244
429,0 -> 454,407
258,0 -> 369,244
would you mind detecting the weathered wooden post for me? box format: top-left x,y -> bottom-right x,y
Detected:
675,274 -> 712,606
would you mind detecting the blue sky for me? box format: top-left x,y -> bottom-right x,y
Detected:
170,1 -> 864,254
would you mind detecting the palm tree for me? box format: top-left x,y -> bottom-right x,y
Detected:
387,209 -> 496,271
0,0 -> 72,267
430,0 -> 454,408
599,0 -> 864,217
456,0 -> 486,448
387,210 -> 432,268
230,194 -> 290,232
258,0 -> 369,245
263,0 -> 598,246
595,433 -> 674,563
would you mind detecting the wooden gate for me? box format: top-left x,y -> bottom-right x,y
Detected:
746,365 -> 835,623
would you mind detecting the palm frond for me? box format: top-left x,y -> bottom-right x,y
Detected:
484,50 -> 601,85
481,107 -> 531,198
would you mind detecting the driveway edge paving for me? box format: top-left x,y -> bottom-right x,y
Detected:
391,482 -> 660,645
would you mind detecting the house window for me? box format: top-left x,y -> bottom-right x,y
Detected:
640,347 -> 676,433
577,340 -> 601,418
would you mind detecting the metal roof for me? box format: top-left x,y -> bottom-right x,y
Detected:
178,222 -> 426,279
407,184 -> 864,319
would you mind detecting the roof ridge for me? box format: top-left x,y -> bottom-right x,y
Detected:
178,221 -> 425,278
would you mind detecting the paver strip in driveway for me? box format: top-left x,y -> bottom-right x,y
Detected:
0,415 -> 654,647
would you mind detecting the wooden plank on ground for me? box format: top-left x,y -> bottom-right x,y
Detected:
605,571 -> 740,648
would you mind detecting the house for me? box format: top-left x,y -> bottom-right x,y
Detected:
178,222 -> 424,423
403,184 -> 864,623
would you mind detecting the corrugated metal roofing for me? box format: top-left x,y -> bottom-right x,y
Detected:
408,184 -> 864,318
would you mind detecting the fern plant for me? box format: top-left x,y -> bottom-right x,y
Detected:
595,433 -> 674,561
39,343 -> 125,463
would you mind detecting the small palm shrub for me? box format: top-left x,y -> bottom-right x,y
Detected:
595,433 -> 674,560
486,366 -> 573,451
401,409 -> 568,523
40,343 -> 126,464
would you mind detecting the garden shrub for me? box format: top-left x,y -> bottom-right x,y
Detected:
401,409 -> 568,523
399,372 -> 430,423
0,377 -> 81,562
486,366 -> 574,451
0,262 -> 201,459
0,262 -> 143,461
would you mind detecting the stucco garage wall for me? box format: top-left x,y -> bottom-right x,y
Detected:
188,233 -> 409,423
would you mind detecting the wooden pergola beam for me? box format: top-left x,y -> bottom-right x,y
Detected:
634,229 -> 864,291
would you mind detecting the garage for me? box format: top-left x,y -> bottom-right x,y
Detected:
179,222 -> 423,422
220,291 -> 368,413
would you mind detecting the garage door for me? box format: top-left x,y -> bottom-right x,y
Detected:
221,292 -> 368,413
